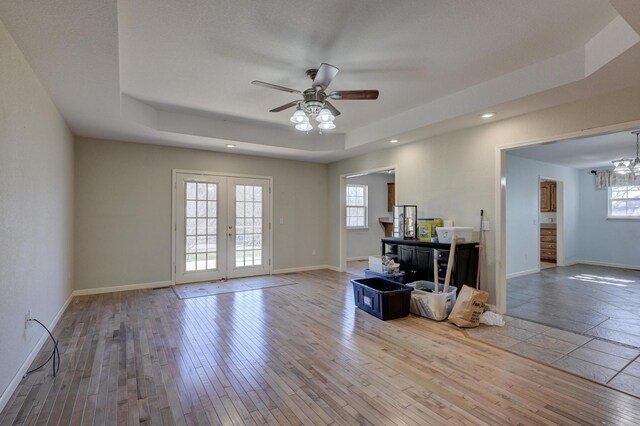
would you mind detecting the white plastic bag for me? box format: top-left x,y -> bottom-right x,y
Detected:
479,311 -> 505,326
406,281 -> 456,321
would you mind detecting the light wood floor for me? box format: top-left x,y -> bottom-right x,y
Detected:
2,269 -> 640,425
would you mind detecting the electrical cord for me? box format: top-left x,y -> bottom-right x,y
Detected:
24,318 -> 60,378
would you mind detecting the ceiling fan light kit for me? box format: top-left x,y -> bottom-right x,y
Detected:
290,109 -> 307,124
252,63 -> 379,132
611,131 -> 640,175
318,121 -> 336,130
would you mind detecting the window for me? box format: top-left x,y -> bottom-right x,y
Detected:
346,184 -> 368,229
608,185 -> 640,218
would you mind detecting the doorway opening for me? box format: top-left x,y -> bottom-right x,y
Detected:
539,177 -> 563,271
339,165 -> 397,273
497,120 -> 640,313
172,170 -> 272,284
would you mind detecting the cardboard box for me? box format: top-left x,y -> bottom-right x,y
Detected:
417,218 -> 443,242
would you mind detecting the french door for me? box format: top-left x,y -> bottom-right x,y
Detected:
175,173 -> 271,284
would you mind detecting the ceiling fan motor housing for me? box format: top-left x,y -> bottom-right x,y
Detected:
303,88 -> 325,115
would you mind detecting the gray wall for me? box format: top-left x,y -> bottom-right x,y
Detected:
327,86 -> 640,305
346,174 -> 394,258
505,155 -> 581,275
74,138 -> 330,290
578,169 -> 640,268
0,20 -> 74,402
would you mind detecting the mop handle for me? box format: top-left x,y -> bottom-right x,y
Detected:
475,209 -> 484,289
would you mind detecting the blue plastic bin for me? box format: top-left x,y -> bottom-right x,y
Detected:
363,269 -> 405,283
351,277 -> 413,320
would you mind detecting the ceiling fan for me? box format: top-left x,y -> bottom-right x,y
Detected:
251,63 -> 379,131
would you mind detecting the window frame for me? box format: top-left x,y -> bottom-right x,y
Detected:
607,185 -> 640,219
346,184 -> 368,230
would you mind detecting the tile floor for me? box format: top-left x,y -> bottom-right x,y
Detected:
507,264 -> 640,347
467,316 -> 640,396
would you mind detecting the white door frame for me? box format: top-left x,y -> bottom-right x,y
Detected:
339,164 -> 397,272
495,119 -> 640,313
171,169 -> 274,284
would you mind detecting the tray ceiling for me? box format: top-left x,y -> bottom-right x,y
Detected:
1,0 -> 640,162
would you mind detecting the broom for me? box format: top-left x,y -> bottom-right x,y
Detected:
476,209 -> 484,289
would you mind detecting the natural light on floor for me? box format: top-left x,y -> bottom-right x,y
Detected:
568,274 -> 634,287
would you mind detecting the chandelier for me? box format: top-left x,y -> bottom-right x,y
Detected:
612,131 -> 640,175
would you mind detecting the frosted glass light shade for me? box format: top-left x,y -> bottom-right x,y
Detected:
290,109 -> 307,124
614,161 -> 631,174
295,121 -> 313,131
315,108 -> 335,123
318,121 -> 336,130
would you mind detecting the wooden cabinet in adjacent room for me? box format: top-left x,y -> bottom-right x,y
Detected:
540,227 -> 557,262
540,181 -> 556,212
387,182 -> 395,212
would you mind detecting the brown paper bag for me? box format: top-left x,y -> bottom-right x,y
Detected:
448,285 -> 489,328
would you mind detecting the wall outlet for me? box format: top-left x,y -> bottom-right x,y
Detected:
279,218 -> 284,225
311,249 -> 317,255
482,220 -> 491,231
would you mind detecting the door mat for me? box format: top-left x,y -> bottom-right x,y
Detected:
172,275 -> 297,299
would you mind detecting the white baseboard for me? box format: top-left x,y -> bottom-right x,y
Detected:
346,256 -> 369,261
72,280 -> 172,296
577,260 -> 640,271
0,293 -> 73,413
273,265 -> 341,274
506,268 -> 540,279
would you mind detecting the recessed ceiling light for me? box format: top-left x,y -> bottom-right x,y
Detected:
481,112 -> 496,119
389,139 -> 399,144
225,144 -> 236,148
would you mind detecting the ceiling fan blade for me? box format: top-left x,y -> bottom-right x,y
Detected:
313,63 -> 339,90
329,90 -> 379,100
269,101 -> 299,113
252,80 -> 301,94
324,101 -> 341,117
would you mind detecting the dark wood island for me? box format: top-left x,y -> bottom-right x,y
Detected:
381,238 -> 479,293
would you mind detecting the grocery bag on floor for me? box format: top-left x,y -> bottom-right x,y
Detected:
406,281 -> 456,321
448,285 -> 489,328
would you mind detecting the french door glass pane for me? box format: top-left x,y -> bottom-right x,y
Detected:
235,184 -> 264,267
185,181 -> 218,271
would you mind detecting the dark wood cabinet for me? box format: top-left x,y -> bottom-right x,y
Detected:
382,238 -> 479,293
387,182 -> 395,212
540,227 -> 557,261
540,181 -> 556,212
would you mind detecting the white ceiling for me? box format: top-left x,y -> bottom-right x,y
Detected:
2,1 -> 640,162
508,129 -> 640,169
